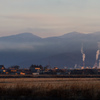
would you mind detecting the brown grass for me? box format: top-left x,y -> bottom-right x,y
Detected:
0,78 -> 100,100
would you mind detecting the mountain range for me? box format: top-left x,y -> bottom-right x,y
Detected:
0,32 -> 100,68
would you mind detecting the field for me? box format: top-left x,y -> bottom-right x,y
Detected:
0,78 -> 100,100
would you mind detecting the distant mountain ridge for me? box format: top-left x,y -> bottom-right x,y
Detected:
1,31 -> 100,42
0,32 -> 100,68
59,32 -> 85,38
0,32 -> 42,43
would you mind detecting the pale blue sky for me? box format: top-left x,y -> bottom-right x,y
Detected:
0,0 -> 100,37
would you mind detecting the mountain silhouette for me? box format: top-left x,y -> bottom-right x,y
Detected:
0,32 -> 99,68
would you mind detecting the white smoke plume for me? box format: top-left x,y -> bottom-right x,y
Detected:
81,45 -> 85,62
81,47 -> 83,54
83,53 -> 85,62
96,50 -> 100,60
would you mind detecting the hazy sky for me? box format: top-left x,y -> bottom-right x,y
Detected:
0,0 -> 100,37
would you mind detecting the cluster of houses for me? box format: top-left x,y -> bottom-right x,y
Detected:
0,65 -> 67,75
0,64 -> 100,75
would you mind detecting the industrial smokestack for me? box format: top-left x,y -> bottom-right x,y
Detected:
94,50 -> 100,68
81,45 -> 85,67
93,43 -> 100,68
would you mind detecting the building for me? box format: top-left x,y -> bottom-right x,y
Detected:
29,65 -> 43,73
0,65 -> 5,70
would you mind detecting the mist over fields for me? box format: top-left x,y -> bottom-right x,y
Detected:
0,32 -> 100,68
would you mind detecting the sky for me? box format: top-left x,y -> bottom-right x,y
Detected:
0,0 -> 100,37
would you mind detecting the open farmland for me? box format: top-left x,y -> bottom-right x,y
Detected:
0,78 -> 100,100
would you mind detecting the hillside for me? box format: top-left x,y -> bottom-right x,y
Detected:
0,32 -> 99,68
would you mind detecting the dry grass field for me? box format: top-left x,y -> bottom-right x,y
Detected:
0,78 -> 100,100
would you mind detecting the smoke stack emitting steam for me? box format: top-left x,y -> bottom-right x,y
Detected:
82,53 -> 85,62
93,43 -> 100,68
94,50 -> 100,68
81,45 -> 85,67
96,50 -> 100,61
